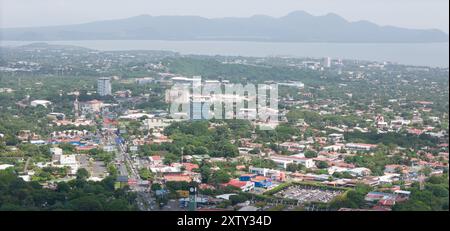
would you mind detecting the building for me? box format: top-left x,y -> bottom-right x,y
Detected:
0,88 -> 14,93
239,174 -> 257,182
248,167 -> 284,181
345,143 -> 378,151
79,100 -> 103,115
163,174 -> 192,182
323,144 -> 345,151
97,77 -> 112,96
0,164 -> 14,170
251,176 -> 272,188
50,147 -> 63,156
135,77 -> 154,85
30,100 -> 52,108
57,155 -> 79,175
292,157 -> 315,169
270,155 -> 315,169
119,113 -> 153,120
47,113 -> 66,120
365,192 -> 396,203
223,179 -> 254,192
278,81 -> 305,89
328,166 -> 372,177
149,156 -> 163,165
143,118 -> 173,130
271,157 -> 294,169
171,76 -> 202,85
328,133 -> 344,143
322,57 -> 332,68
182,163 -> 199,172
279,142 -> 306,152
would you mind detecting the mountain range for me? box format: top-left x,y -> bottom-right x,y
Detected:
1,11 -> 448,43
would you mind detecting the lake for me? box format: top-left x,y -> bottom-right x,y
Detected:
1,40 -> 448,67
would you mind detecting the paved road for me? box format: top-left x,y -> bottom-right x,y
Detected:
112,133 -> 154,211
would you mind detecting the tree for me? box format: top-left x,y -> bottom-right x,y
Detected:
249,148 -> 261,155
393,175 -> 449,211
250,158 -> 277,169
107,163 -> 118,176
151,183 -> 162,192
76,168 -> 90,181
105,199 -> 132,211
316,161 -> 329,169
304,150 -> 318,158
139,168 -> 153,180
69,196 -> 103,211
0,172 -> 137,211
286,163 -> 305,173
393,200 -> 431,211
163,153 -> 179,165
330,189 -> 366,209
200,165 -> 211,183
426,184 -> 448,198
211,170 -> 231,184
59,143 -> 75,153
229,194 -> 249,205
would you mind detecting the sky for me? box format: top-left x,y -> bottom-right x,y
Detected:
0,0 -> 448,33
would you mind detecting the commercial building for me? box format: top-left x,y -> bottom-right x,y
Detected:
322,57 -> 332,68
270,155 -> 316,169
97,77 -> 112,96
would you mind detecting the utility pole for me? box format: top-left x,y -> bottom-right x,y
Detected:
419,174 -> 425,191
181,147 -> 184,164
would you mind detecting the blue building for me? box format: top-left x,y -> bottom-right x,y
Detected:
239,174 -> 256,182
251,176 -> 273,188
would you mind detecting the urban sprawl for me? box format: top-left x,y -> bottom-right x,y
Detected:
0,43 -> 448,211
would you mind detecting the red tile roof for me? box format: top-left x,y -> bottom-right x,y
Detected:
164,174 -> 192,182
182,163 -> 199,171
223,179 -> 248,188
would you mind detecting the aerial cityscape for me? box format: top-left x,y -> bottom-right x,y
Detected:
0,0 -> 448,216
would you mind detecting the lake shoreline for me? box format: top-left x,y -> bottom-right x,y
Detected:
1,40 -> 448,68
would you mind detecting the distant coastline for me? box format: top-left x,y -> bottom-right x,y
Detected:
1,40 -> 448,68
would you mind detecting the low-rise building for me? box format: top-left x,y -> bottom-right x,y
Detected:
31,100 -> 52,108
345,143 -> 378,151
222,179 -> 254,192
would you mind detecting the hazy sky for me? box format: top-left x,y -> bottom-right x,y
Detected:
1,0 -> 448,33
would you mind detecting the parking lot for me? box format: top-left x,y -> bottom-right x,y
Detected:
274,186 -> 343,203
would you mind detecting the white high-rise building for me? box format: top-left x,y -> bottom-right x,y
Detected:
322,57 -> 332,68
97,77 -> 112,96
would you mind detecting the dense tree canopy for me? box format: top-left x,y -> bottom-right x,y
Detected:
0,169 -> 137,211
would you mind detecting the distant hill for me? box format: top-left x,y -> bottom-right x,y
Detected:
1,11 -> 448,43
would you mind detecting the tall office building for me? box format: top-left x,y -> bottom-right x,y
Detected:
322,57 -> 332,68
97,77 -> 112,96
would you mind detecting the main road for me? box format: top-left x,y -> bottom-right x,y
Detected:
113,133 -> 155,211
